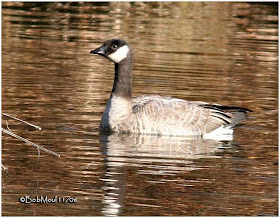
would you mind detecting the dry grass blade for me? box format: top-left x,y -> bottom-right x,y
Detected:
2,113 -> 42,130
2,164 -> 9,174
2,128 -> 60,157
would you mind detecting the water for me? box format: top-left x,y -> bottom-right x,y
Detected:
2,2 -> 278,216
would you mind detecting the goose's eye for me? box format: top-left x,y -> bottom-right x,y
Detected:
112,44 -> 117,49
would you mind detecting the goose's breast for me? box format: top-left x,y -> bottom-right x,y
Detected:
100,95 -> 132,131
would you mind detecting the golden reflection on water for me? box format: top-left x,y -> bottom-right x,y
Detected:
2,2 -> 278,216
100,133 -> 231,216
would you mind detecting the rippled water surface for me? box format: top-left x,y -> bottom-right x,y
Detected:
2,2 -> 278,216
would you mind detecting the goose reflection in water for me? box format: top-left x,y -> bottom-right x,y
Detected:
99,133 -> 233,216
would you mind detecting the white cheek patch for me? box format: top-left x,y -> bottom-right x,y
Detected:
108,45 -> 129,63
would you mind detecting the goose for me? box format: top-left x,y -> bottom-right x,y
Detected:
90,39 -> 251,137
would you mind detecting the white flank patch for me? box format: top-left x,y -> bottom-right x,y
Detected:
203,126 -> 233,141
108,45 -> 129,63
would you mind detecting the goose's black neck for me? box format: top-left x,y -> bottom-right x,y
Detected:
112,56 -> 133,99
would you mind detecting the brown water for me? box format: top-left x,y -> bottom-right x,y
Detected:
2,2 -> 278,216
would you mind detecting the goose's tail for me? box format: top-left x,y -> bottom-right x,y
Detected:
201,105 -> 252,129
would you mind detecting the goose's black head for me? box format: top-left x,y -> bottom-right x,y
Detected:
90,39 -> 131,63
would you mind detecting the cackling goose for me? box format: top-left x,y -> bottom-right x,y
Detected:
90,39 -> 251,137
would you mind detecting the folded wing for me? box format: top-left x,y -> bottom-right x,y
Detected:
132,95 -> 249,135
